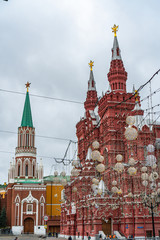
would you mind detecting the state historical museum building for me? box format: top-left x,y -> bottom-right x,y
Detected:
60,26 -> 160,239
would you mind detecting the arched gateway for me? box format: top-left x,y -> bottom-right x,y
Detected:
102,218 -> 112,235
24,218 -> 34,233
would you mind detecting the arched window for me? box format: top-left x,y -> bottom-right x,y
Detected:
32,133 -> 34,147
33,164 -> 35,177
15,195 -> 20,226
18,165 -> 20,177
119,82 -> 120,89
103,148 -> 108,168
20,134 -> 23,147
15,204 -> 19,226
25,164 -> 28,176
40,204 -> 44,225
115,83 -> 117,89
26,133 -> 29,147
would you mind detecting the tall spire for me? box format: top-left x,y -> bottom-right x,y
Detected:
111,24 -> 122,60
108,25 -> 127,93
112,36 -> 122,60
84,61 -> 98,111
21,82 -> 33,128
88,60 -> 96,91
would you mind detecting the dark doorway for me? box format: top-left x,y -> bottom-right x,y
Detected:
24,217 -> 34,233
146,231 -> 152,237
102,218 -> 111,235
49,226 -> 60,236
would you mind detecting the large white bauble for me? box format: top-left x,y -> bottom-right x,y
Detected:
141,173 -> 149,180
114,163 -> 124,173
97,189 -> 102,195
72,187 -> 77,193
151,164 -> 157,169
149,173 -> 154,182
91,150 -> 101,161
111,186 -> 118,193
126,116 -> 135,126
92,141 -> 100,150
141,167 -> 147,172
92,178 -> 99,185
117,188 -> 123,195
150,182 -> 156,189
152,172 -> 159,180
128,167 -> 137,176
112,180 -> 117,186
116,154 -> 123,162
96,163 -> 105,173
124,127 -> 138,141
147,144 -> 155,153
151,192 -> 156,198
128,158 -> 136,166
98,155 -> 104,163
91,184 -> 98,191
142,180 -> 148,187
146,155 -> 156,166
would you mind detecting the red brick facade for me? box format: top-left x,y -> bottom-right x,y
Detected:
60,33 -> 160,239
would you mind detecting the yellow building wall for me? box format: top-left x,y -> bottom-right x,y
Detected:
46,184 -> 64,216
0,190 -> 6,199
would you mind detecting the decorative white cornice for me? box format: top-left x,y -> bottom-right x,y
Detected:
15,153 -> 36,157
14,187 -> 46,190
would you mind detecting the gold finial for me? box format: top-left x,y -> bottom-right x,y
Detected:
111,24 -> 119,37
25,82 -> 31,92
88,60 -> 94,71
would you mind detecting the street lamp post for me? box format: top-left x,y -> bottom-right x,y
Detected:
141,192 -> 160,238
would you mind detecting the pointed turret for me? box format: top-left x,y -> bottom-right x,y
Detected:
88,68 -> 96,91
21,82 -> 33,128
107,25 -> 127,93
84,61 -> 98,112
112,35 -> 122,61
14,82 -> 39,180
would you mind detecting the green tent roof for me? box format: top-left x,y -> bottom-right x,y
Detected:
21,91 -> 33,128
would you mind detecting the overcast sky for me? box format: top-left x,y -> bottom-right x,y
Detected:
0,0 -> 160,183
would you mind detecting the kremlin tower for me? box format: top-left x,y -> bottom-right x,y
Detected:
6,83 -> 46,236
8,82 -> 43,182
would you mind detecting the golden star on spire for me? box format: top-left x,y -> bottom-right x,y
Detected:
111,24 -> 119,37
88,60 -> 94,71
25,82 -> 31,92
